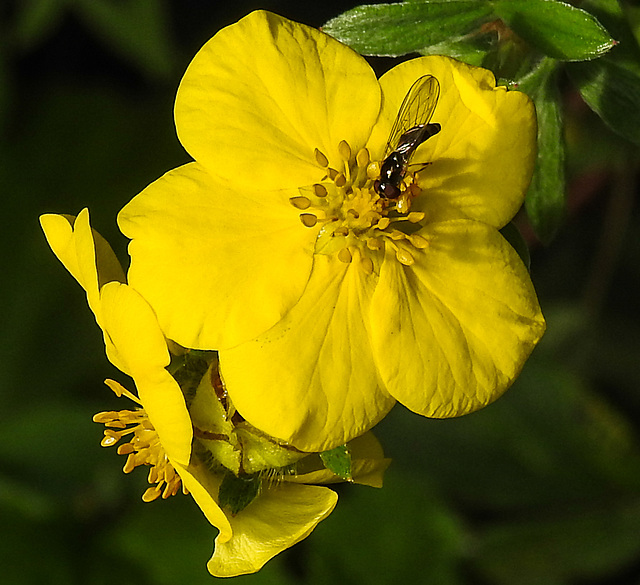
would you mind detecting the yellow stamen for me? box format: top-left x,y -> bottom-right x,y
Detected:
95,379 -> 187,502
360,256 -> 374,275
300,213 -> 318,227
314,148 -> 329,167
314,184 -> 328,198
290,196 -> 311,209
408,234 -> 429,249
356,148 -> 370,168
339,140 -> 351,161
338,247 -> 352,263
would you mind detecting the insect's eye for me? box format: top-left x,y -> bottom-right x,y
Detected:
378,182 -> 401,199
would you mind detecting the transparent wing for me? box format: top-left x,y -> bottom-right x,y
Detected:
384,75 -> 440,157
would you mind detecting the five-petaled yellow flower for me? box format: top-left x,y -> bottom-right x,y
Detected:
40,209 -> 389,577
118,10 -> 545,452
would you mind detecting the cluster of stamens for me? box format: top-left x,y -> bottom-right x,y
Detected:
94,379 -> 186,502
290,140 -> 430,269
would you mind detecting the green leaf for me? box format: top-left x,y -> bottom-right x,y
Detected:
320,444 -> 353,481
566,0 -> 640,144
518,58 -> 566,243
323,1 -> 493,57
493,0 -> 616,61
568,56 -> 640,145
13,0 -> 68,50
75,0 -> 176,80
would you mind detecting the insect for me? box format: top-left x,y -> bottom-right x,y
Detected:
374,75 -> 441,204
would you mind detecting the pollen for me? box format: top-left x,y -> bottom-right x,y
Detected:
297,140 -> 431,269
95,379 -> 187,501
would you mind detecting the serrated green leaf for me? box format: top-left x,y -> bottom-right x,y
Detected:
518,58 -> 566,243
75,0 -> 176,79
320,444 -> 353,481
493,0 -> 616,61
323,1 -> 493,57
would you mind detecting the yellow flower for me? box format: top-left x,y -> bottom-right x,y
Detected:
118,10 -> 546,452
40,209 -> 389,577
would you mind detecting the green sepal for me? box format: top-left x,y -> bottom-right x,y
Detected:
517,57 -> 566,244
218,472 -> 261,516
320,444 -> 353,482
322,1 -> 493,57
493,0 -> 616,62
167,349 -> 216,403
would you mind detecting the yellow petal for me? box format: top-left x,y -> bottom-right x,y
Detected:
370,219 -> 545,417
175,10 -> 380,190
40,209 -> 125,316
40,210 -> 128,371
176,458 -> 233,544
118,162 -> 315,350
369,56 -> 536,228
99,282 -> 193,467
221,253 -> 395,452
208,483 -> 337,577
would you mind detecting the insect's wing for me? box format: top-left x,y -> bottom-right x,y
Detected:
384,75 -> 440,157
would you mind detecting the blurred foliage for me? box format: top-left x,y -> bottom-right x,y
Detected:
1,0 -> 640,583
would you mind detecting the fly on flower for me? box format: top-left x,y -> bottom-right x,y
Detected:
374,75 -> 441,213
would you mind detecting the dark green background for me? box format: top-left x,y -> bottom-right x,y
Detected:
2,1 -> 640,583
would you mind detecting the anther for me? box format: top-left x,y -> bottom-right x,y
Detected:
338,247 -> 353,263
367,237 -> 383,250
143,486 -> 162,502
300,214 -> 318,227
347,209 -> 359,219
117,443 -> 135,455
367,162 -> 381,180
333,226 -> 349,237
360,256 -> 374,275
339,140 -> 351,161
356,148 -> 370,168
314,184 -> 328,198
408,234 -> 429,249
376,218 -> 390,230
101,435 -> 118,447
314,148 -> 329,167
327,168 -> 339,181
396,247 -> 415,266
407,211 -> 425,223
335,173 -> 346,187
289,196 -> 311,209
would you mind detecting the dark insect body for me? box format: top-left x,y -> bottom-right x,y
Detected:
375,75 -> 441,201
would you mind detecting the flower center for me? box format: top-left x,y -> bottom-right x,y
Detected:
94,379 -> 185,502
291,140 -> 430,268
